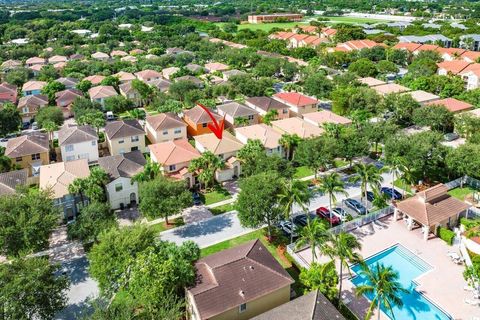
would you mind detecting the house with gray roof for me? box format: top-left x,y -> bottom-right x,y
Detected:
216,101 -> 259,127
98,150 -> 146,209
460,34 -> 480,51
58,125 -> 98,163
104,119 -> 145,156
398,34 -> 452,47
0,169 -> 28,196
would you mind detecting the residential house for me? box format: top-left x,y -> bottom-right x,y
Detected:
130,49 -> 145,56
235,124 -> 285,157
358,77 -> 386,87
0,169 -> 28,196
222,69 -> 246,80
303,110 -> 352,127
273,92 -> 318,116
437,60 -> 471,75
436,47 -> 466,61
460,34 -> 480,51
88,85 -> 118,108
461,51 -> 480,63
17,94 -> 48,123
135,69 -> 163,82
166,47 -> 192,55
39,159 -> 90,221
162,67 -> 180,80
328,39 -> 385,52
114,71 -> 136,83
422,23 -> 441,30
48,55 -> 68,64
91,52 -> 110,61
245,96 -> 291,120
56,77 -> 78,89
121,56 -> 137,64
252,290 -> 345,320
183,104 -> 223,136
69,53 -> 85,60
110,50 -> 128,57
22,80 -> 47,96
83,75 -> 105,86
397,34 -> 452,47
425,98 -> 474,113
29,64 -> 43,77
0,83 -> 18,105
459,64 -> 480,90
271,117 -> 324,139
186,63 -> 204,73
186,239 -> 294,320
175,75 -> 204,88
149,139 -> 201,187
194,131 -> 243,181
5,132 -> 49,176
25,56 -> 46,67
58,125 -> 99,162
55,89 -> 83,118
147,78 -> 171,92
268,31 -> 296,42
105,119 -> 146,156
248,13 -> 303,23
119,82 -> 141,106
1,59 -> 22,72
371,83 -> 410,96
320,27 -> 337,38
205,62 -> 229,73
145,112 -> 187,143
98,150 -> 146,209
392,42 -> 422,52
394,184 -> 469,240
403,90 -> 440,105
216,102 -> 259,127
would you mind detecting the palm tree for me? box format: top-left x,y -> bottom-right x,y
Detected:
234,116 -> 250,127
324,232 -> 362,305
188,151 -> 224,191
42,120 -> 58,150
278,179 -> 313,243
132,157 -> 161,182
279,133 -> 301,161
263,109 -> 278,126
322,122 -> 343,139
317,172 -> 348,227
295,218 -> 328,263
125,108 -> 146,121
350,163 -> 385,209
355,263 -> 409,320
68,177 -> 87,208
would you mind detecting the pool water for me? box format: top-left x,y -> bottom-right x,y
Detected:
351,244 -> 452,320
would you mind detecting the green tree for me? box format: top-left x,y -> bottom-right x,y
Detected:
0,103 -> 21,136
138,176 -> 192,222
376,60 -> 398,75
37,65 -> 59,82
317,172 -> 348,227
295,136 -> 337,178
35,106 -> 64,127
299,261 -> 338,300
0,188 -> 58,257
104,95 -> 134,114
355,263 -> 409,320
446,143 -> 480,179
303,73 -> 333,98
41,81 -> 66,104
76,80 -> 92,94
279,133 -> 301,161
169,80 -> 199,102
295,218 -> 329,263
67,202 -> 117,243
42,120 -> 58,150
124,108 -> 146,120
412,105 -> 454,133
4,68 -> 31,87
234,116 -> 250,127
132,157 -> 161,182
188,151 -> 224,190
348,58 -> 378,77
262,109 -> 278,125
407,58 -> 438,78
77,109 -> 106,134
350,163 -> 385,208
101,76 -> 120,90
237,171 -> 284,240
0,257 -> 69,319
70,167 -> 109,203
131,79 -> 154,106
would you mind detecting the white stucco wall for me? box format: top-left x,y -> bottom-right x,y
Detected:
105,177 -> 138,209
61,140 -> 99,162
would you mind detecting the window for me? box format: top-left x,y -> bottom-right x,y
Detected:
162,130 -> 168,135
169,164 -> 176,171
174,128 -> 182,134
239,303 -> 247,313
31,153 -> 40,160
218,154 -> 224,159
115,183 -> 123,192
22,107 -> 28,114
131,146 -> 138,151
91,140 -> 96,146
66,155 -> 75,161
15,157 -> 22,162
282,109 -> 288,114
247,115 -> 254,120
202,123 -> 208,128
65,144 -> 74,152
118,139 -> 124,144
131,135 -> 139,142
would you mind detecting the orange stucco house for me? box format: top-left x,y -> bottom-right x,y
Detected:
183,105 -> 223,136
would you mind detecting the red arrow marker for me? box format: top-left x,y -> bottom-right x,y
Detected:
196,103 -> 224,140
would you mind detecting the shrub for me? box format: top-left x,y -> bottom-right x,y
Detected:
460,217 -> 480,230
438,227 -> 455,245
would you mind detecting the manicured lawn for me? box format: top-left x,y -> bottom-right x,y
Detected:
209,202 -> 236,215
294,166 -> 314,179
149,217 -> 184,233
448,187 -> 477,201
200,185 -> 232,205
219,21 -> 308,32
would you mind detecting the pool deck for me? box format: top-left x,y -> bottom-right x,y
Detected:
296,215 -> 480,320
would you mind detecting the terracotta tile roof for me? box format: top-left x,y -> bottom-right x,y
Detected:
425,97 -> 474,113
5,132 -> 49,158
273,92 -> 318,107
119,81 -> 138,95
414,44 -> 439,52
104,119 -> 144,140
403,90 -> 440,104
194,131 -> 243,155
110,50 -> 128,57
297,25 -> 318,33
25,56 -> 45,64
245,96 -> 290,112
358,77 -> 386,87
22,80 -> 47,92
56,77 -> 79,87
0,83 -> 18,103
83,75 -> 105,85
55,89 -> 83,106
0,169 -> 28,196
97,150 -> 146,180
437,60 -> 471,74
48,55 -> 67,63
459,63 -> 480,77
188,239 -> 293,320
303,110 -> 352,126
146,112 -> 186,131
91,52 -> 109,59
1,59 -> 22,69
372,83 -> 410,95
135,69 -> 162,80
395,184 -> 470,226
149,139 -> 200,166
217,102 -> 258,118
39,159 -> 90,198
461,50 -> 480,62
392,42 -> 422,52
269,31 -> 296,40
436,47 -> 466,56
18,94 -> 48,109
88,85 -> 117,99
114,71 -> 136,82
205,62 -> 229,72
184,105 -> 222,124
271,117 -> 324,139
321,27 -> 337,37
58,125 -> 97,146
234,124 -> 282,149
338,39 -> 385,51
147,78 -> 171,92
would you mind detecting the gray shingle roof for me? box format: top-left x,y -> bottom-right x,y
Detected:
58,125 -> 97,146
97,150 -> 146,180
104,119 -> 144,140
0,169 -> 28,196
5,132 -> 49,158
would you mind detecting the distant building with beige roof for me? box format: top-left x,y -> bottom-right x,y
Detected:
216,102 -> 259,127
271,117 -> 324,139
22,80 -> 47,96
145,112 -> 187,143
25,56 -> 45,66
5,132 -> 49,176
88,85 -> 118,107
162,67 -> 180,80
235,124 -> 285,157
371,83 -> 410,96
0,169 -> 28,196
91,52 -> 110,60
114,71 -> 136,82
204,62 -> 229,73
110,50 -> 128,57
39,159 -> 90,221
303,110 -> 352,127
358,77 -> 386,87
83,75 -> 105,85
48,55 -> 68,64
402,90 -> 440,105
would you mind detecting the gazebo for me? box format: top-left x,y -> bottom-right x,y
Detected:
394,184 -> 470,240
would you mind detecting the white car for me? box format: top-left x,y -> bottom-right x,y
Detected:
332,207 -> 349,221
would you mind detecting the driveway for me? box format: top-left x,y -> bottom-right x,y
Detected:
183,205 -> 213,224
159,211 -> 254,248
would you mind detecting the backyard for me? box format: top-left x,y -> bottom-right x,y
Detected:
448,186 -> 478,201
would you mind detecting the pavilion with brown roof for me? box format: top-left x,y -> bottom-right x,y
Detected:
394,184 -> 470,240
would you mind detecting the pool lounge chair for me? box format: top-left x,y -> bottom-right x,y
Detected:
465,298 -> 480,306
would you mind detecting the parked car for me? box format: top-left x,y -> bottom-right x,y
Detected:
444,132 -> 459,142
21,122 -> 30,130
315,207 -> 341,226
106,111 -> 115,121
31,122 -> 38,130
293,213 -> 318,227
332,207 -> 348,221
192,192 -> 202,205
344,198 -> 368,215
366,191 -> 375,202
380,187 -> 402,200
278,220 -> 299,239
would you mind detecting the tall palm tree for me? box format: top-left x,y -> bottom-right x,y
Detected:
324,232 -> 362,305
42,120 -> 58,150
263,109 -> 278,126
278,179 -> 313,243
295,218 -> 328,263
279,133 -> 301,161
355,263 -> 409,320
350,163 -> 385,209
317,172 -> 348,227
132,157 -> 161,182
188,151 -> 224,191
68,177 -> 87,208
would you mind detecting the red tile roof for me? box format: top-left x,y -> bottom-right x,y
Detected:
273,92 -> 318,107
425,98 -> 474,113
393,42 -> 422,52
437,60 -> 471,74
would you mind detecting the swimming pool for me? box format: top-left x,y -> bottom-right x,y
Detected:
351,244 -> 452,320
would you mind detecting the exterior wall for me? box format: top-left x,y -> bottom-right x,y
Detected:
188,285 -> 291,320
145,122 -> 187,143
437,68 -> 448,76
288,103 -> 318,116
54,194 -> 89,221
244,102 -> 290,120
23,89 -> 42,96
11,152 -> 49,176
105,177 -> 139,209
248,14 -> 303,24
60,140 -> 99,162
465,74 -> 480,90
120,90 -> 141,107
150,151 -> 191,173
107,135 -> 146,156
184,117 -> 212,136
266,146 -> 285,157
